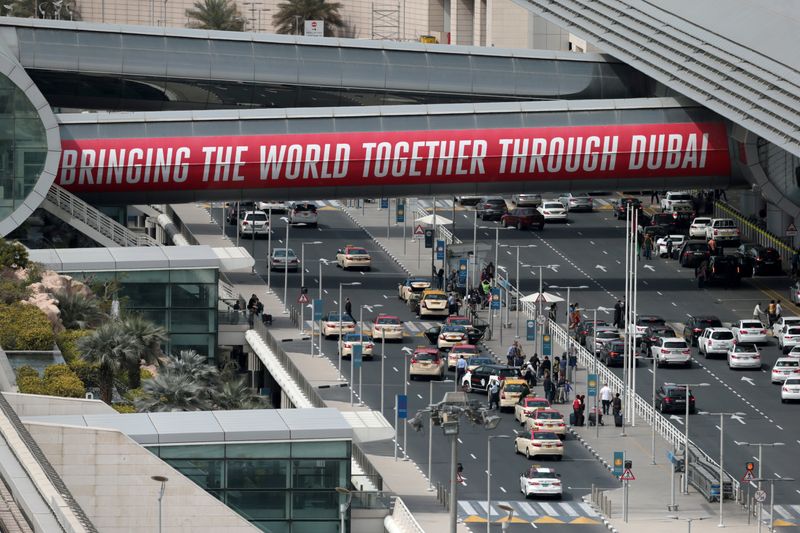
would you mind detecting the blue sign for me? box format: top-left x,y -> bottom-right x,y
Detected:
613,451 -> 624,477
490,288 -> 501,310
587,373 -> 598,397
381,198 -> 389,209
436,240 -> 445,260
526,320 -> 536,341
397,394 -> 408,419
353,344 -> 363,369
542,334 -> 552,356
710,483 -> 720,497
312,299 -> 323,321
458,258 -> 468,285
396,201 -> 405,223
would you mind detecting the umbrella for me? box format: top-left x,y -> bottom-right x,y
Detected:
519,291 -> 565,303
416,214 -> 453,225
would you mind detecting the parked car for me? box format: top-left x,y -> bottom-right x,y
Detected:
660,191 -> 694,212
655,383 -> 696,413
499,378 -> 531,411
418,289 -> 449,318
689,217 -> 712,238
698,327 -> 735,358
683,315 -> 722,346
599,339 -> 626,367
270,248 -> 299,271
501,207 -> 545,230
409,347 -> 446,380
514,396 -> 552,424
635,315 -> 667,336
476,197 -> 508,220
433,325 -> 469,350
647,213 -> 679,233
447,344 -> 479,370
461,364 -> 521,392
670,203 -> 696,228
735,244 -> 782,276
288,201 -> 318,226
727,343 -> 761,370
575,319 -> 611,346
731,319 -> 768,344
677,240 -> 710,268
227,201 -> 256,224
656,235 -> 686,258
398,277 -> 431,301
791,281 -> 800,305
593,327 -> 621,354
772,316 -> 800,337
456,195 -> 483,206
257,200 -> 287,212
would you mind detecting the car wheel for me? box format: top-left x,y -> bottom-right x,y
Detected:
556,455 -> 563,462
462,382 -> 472,393
782,398 -> 787,404
517,222 -> 524,230
515,443 -> 520,455
526,448 -> 532,460
659,401 -> 666,413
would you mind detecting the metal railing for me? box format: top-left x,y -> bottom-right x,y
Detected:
350,445 -> 384,492
390,496 -> 426,533
714,201 -> 793,268
44,184 -> 159,247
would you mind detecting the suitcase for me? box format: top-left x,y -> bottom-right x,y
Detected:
588,412 -> 597,426
569,412 -> 576,426
614,413 -> 623,427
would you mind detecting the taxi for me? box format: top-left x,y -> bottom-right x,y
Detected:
409,347 -> 445,380
771,357 -> 800,383
336,245 -> 371,270
371,314 -> 404,341
499,378 -> 530,411
339,333 -> 374,359
514,431 -> 564,461
519,467 -> 563,498
514,396 -> 551,424
445,316 -> 472,327
437,325 -> 469,350
398,277 -> 431,301
419,289 -> 449,318
525,409 -> 567,437
447,344 -> 479,370
321,312 -> 356,338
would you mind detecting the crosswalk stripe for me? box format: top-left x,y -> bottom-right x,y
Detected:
791,505 -> 800,515
475,501 -> 488,512
773,505 -> 792,519
538,502 -> 557,515
405,322 -> 420,332
517,501 -> 538,516
559,503 -> 578,516
578,502 -> 599,516
459,501 -> 478,515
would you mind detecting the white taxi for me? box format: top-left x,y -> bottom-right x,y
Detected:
772,316 -> 800,338
447,344 -> 479,370
336,245 -> 371,270
515,432 -> 564,461
519,466 -> 563,499
524,409 -> 567,437
698,328 -> 735,358
398,278 -> 431,301
726,343 -> 761,369
437,325 -> 468,350
514,396 -> 551,424
778,326 -> 800,354
781,377 -> 800,403
339,334 -> 374,359
371,314 -> 404,341
537,201 -> 568,222
771,358 -> 800,383
732,320 -> 768,344
321,312 -> 356,338
499,379 -> 530,411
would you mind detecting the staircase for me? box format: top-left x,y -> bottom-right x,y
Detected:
41,184 -> 160,247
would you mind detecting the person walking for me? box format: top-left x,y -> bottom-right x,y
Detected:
530,353 -> 540,377
753,302 -> 765,325
650,190 -> 660,205
456,355 -> 467,385
488,380 -> 500,410
665,235 -> 674,258
344,297 -> 354,321
436,267 -> 445,290
447,293 -> 457,315
600,383 -> 612,415
548,303 -> 557,321
613,300 -> 622,328
540,355 -> 551,378
506,341 -> 520,366
696,260 -> 708,289
543,372 -> 554,403
768,300 -> 777,326
572,395 -> 582,426
643,234 -> 653,260
775,301 -> 783,323
612,393 -> 622,420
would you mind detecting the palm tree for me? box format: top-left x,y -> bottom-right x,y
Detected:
56,287 -> 106,330
169,350 -> 219,386
273,0 -> 344,36
122,315 -> 167,389
212,376 -> 268,410
186,0 -> 245,31
135,372 -> 211,412
77,322 -> 134,404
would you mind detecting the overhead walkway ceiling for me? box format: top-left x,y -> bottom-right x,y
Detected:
519,0 -> 800,157
54,97 -> 738,204
0,18 -> 652,111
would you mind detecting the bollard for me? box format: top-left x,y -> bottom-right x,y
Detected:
591,484 -> 596,504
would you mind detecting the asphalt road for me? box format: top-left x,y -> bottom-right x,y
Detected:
215,204 -> 614,531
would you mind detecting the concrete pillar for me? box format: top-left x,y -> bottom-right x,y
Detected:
486,0 -> 492,46
473,0 -> 482,46
444,0 -> 452,43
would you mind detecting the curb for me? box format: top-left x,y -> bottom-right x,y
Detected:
338,204 -> 412,276
571,426 -> 619,533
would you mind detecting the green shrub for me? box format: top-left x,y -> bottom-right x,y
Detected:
112,403 -> 137,414
0,303 -> 54,350
45,372 -> 85,398
16,365 -> 39,380
17,375 -> 45,395
56,329 -> 93,364
0,279 -> 30,305
69,360 -> 99,389
140,368 -> 153,381
17,364 -> 85,398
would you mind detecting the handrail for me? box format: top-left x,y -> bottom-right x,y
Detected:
714,201 -> 793,268
45,184 -> 159,247
388,497 -> 426,533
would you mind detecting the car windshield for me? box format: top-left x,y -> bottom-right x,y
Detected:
343,334 -> 371,342
537,412 -> 562,420
448,318 -> 471,325
326,313 -> 347,322
525,399 -> 549,407
377,317 -> 400,325
787,327 -> 800,335
453,347 -> 478,355
664,341 -> 687,348
414,352 -> 437,361
533,433 -> 559,441
442,325 -> 466,333
346,248 -> 368,255
667,387 -> 690,397
740,321 -> 762,328
504,384 -> 528,393
714,220 -> 736,228
734,344 -> 757,352
693,218 -> 711,224
543,202 -> 563,209
698,319 -> 722,327
274,249 -> 296,258
785,378 -> 800,385
425,293 -> 447,301
652,329 -> 675,337
409,279 -> 429,285
498,368 -> 521,378
638,318 -> 665,326
485,199 -> 505,205
528,471 -> 559,479
776,360 -> 799,367
686,243 -> 708,251
293,204 -> 316,212
597,331 -> 619,339
670,194 -> 692,201
246,213 -> 267,221
468,357 -> 493,365
711,331 -> 734,340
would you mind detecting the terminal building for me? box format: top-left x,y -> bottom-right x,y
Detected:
0,0 -> 796,531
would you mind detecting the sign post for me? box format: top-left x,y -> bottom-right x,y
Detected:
353,345 -> 363,405
397,201 -> 405,223
436,239 -> 445,261
396,394 -> 408,462
613,451 -> 624,477
620,459 -> 635,523
303,20 -> 323,36
380,198 -> 389,209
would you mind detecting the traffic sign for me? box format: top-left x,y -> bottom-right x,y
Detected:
786,222 -> 798,237
742,462 -> 756,482
414,224 -> 425,236
436,239 -> 445,260
397,394 -> 408,419
620,468 -> 636,481
490,288 -> 501,310
298,293 -> 309,304
353,344 -> 363,369
380,198 -> 389,209
612,451 -> 624,477
312,298 -> 323,321
396,201 -> 405,223
754,489 -> 767,503
542,334 -> 551,356
587,374 -> 598,397
536,315 -> 546,325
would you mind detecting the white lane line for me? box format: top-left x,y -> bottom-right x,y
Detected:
459,502 -> 478,515
538,502 -> 557,516
672,302 -> 678,307
657,291 -> 663,296
578,502 -> 600,516
457,438 -> 463,444
773,505 -> 791,519
470,453 -> 477,460
393,366 -> 398,372
417,394 -> 423,399
776,425 -> 783,430
518,502 -> 538,516
499,487 -> 507,493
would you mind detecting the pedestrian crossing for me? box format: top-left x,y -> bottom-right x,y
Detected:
305,320 -> 440,337
758,504 -> 800,527
458,499 -> 601,525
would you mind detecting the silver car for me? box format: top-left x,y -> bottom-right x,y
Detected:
269,248 -> 299,271
558,194 -> 593,212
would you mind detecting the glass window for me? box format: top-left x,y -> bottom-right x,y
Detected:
291,491 -> 339,520
171,283 -> 214,308
158,444 -> 224,459
291,522 -> 340,533
227,442 -> 290,459
120,283 -> 167,307
170,309 -> 215,333
252,521 -> 290,533
292,459 -> 347,490
226,490 -> 287,520
292,441 -> 349,459
227,460 -> 288,489
167,459 -> 223,489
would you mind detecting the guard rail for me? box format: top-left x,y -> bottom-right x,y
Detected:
714,201 -> 793,268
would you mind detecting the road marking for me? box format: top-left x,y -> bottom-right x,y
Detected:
774,473 -> 782,479
499,487 -> 506,493
657,291 -> 663,296
457,438 -> 463,444
417,394 -> 423,399
470,453 -> 477,460
392,366 -> 398,372
383,294 -> 388,299
539,502 -> 557,515
459,502 -> 478,515
602,250 -> 608,255
518,502 -> 537,516
590,241 -> 595,245
324,289 -> 328,294
559,503 -> 578,516
671,302 -> 677,307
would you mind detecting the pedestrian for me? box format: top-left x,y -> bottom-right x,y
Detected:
540,355 -> 551,377
708,237 -> 718,256
650,190 -> 660,205
559,354 -> 567,377
548,303 -> 557,321
488,380 -> 500,410
753,302 -> 764,325
768,300 -> 777,326
344,297 -> 353,321
572,396 -> 582,426
524,362 -> 537,388
437,267 -> 445,290
618,300 -> 626,328
530,353 -> 540,376
567,350 -> 577,381
447,293 -> 457,315
612,393 -> 622,416
456,355 -> 467,385
543,372 -> 554,403
696,260 -> 708,289
514,351 -> 525,368
613,300 -> 622,328
643,234 -> 653,260
600,383 -> 612,415
775,301 -> 783,322
665,235 -> 674,258
578,395 -> 586,426
486,262 -> 495,280
506,341 -> 519,366
793,248 -> 800,279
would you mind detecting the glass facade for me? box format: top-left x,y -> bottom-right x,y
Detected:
147,440 -> 351,533
0,72 -> 48,222
70,268 -> 218,358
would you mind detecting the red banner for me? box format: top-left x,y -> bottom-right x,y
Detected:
57,122 -> 730,193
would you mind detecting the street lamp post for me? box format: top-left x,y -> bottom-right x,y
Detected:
150,475 -> 168,533
499,244 -> 535,337
548,285 -> 588,333
299,241 -> 322,332
428,379 -> 454,491
752,477 -> 796,532
335,487 -> 352,533
528,264 -> 560,355
281,216 -> 291,313
736,441 -> 784,532
338,282 -> 361,379
355,304 -> 382,405
266,207 -> 273,289
699,411 -> 745,527
313,259 -> 332,358
676,382 -> 710,494
486,435 -> 511,531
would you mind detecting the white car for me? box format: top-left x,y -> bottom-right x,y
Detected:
371,314 -> 404,341
704,218 -> 740,245
340,334 -> 374,358
515,432 -> 564,461
594,328 -> 621,354
398,278 -> 431,301
288,202 -> 318,226
336,245 -> 372,270
788,345 -> 800,358
651,337 -> 691,367
437,325 -> 468,350
321,312 -> 356,338
660,191 -> 693,211
557,193 -> 593,212
689,217 -> 712,238
731,320 -> 768,344
239,210 -> 269,236
771,358 -> 800,383
519,467 -> 563,498
772,316 -> 800,337
514,396 -> 552,424
698,328 -> 735,358
656,235 -> 685,257
781,377 -> 800,403
257,200 -> 286,212
513,193 -> 542,207
779,326 -> 800,354
727,343 -> 761,369
538,201 -> 568,222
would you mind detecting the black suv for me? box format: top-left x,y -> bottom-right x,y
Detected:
614,197 -> 641,219
463,364 -> 521,392
683,315 -> 722,346
655,383 -> 696,414
599,339 -> 626,367
705,255 -> 742,287
734,244 -> 782,277
678,240 -> 710,268
639,326 -> 677,356
476,197 -> 508,221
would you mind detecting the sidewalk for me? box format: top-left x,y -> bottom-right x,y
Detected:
341,201 -> 773,533
171,202 -> 466,533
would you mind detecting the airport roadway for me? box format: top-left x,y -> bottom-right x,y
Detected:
217,202 -> 614,532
